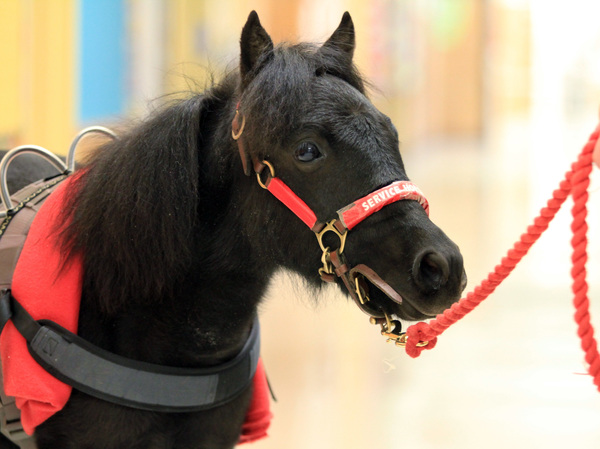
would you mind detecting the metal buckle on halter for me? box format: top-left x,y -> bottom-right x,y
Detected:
318,249 -> 334,280
370,312 -> 406,346
315,220 -> 347,278
369,312 -> 428,347
315,220 -> 347,254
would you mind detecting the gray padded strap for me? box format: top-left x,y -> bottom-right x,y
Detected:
19,308 -> 261,412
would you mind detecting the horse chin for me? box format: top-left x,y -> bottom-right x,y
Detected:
393,300 -> 436,321
361,279 -> 436,322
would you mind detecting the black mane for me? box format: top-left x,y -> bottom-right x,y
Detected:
59,43 -> 365,316
60,79 -> 231,314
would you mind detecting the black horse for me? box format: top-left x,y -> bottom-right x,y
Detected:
1,12 -> 466,449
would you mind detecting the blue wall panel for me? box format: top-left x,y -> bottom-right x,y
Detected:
79,0 -> 126,122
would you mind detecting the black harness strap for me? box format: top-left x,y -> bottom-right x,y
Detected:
0,290 -> 260,412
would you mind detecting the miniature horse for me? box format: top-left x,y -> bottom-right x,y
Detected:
1,11 -> 466,449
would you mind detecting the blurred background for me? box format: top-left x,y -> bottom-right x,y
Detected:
1,0 -> 600,448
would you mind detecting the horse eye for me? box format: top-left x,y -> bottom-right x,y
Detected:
295,142 -> 321,162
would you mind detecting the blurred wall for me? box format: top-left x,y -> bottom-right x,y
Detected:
0,0 -> 77,153
0,0 -> 500,155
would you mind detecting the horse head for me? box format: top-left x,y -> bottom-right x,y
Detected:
233,11 -> 467,325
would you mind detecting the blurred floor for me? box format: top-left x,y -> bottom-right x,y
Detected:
251,119 -> 600,448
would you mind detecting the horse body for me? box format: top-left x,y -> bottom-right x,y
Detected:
1,12 -> 466,449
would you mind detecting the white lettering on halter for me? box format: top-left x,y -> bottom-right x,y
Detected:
361,184 -> 413,212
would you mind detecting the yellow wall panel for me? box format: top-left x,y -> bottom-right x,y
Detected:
165,0 -> 209,94
0,0 -> 21,138
164,0 -> 303,95
27,0 -> 76,154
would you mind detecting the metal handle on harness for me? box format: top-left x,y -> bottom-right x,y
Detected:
0,126 -> 118,219
0,146 -> 68,218
66,126 -> 117,173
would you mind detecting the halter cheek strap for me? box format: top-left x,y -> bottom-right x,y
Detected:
252,159 -> 429,234
253,160 -> 319,230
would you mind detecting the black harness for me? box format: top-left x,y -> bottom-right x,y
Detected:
0,290 -> 260,449
0,291 -> 260,413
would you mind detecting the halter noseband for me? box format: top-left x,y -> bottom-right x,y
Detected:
232,103 -> 430,346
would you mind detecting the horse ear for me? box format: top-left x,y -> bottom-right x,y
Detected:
322,12 -> 356,60
240,11 -> 273,88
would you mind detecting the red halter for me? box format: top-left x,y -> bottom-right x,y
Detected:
232,103 -> 429,344
253,158 -> 429,232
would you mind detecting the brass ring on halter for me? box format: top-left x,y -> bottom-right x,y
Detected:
231,110 -> 246,140
256,160 -> 275,189
315,220 -> 348,255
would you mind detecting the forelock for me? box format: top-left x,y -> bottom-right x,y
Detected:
241,42 -> 366,148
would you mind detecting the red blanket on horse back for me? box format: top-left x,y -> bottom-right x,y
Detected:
0,177 -> 271,443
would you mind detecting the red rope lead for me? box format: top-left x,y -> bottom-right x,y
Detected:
405,126 -> 600,393
570,136 -> 600,389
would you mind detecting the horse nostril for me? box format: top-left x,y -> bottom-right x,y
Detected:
414,251 -> 450,292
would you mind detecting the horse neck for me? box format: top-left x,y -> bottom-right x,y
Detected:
78,95 -> 277,368
79,197 -> 274,368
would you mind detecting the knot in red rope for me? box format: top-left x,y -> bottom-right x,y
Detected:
405,322 -> 437,358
